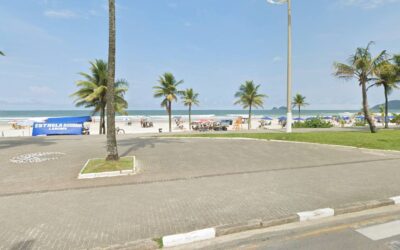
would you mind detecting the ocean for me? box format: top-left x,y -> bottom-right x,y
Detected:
0,109 -> 364,122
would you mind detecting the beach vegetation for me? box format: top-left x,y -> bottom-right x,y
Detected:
390,113 -> 400,125
234,81 -> 267,130
181,88 -> 200,130
333,41 -> 387,133
368,60 -> 400,128
154,72 -> 184,132
292,118 -> 333,128
105,0 -> 119,161
71,59 -> 128,135
0,51 -> 4,56
292,93 -> 308,119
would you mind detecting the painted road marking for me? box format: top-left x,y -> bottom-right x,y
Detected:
357,220 -> 400,241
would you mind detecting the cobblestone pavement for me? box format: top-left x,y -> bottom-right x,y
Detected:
1,135 -> 400,249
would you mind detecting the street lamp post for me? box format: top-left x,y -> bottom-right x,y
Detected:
267,0 -> 292,133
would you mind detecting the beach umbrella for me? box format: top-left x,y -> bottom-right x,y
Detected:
293,117 -> 304,121
306,117 -> 316,120
261,116 -> 273,120
356,115 -> 365,119
278,116 -> 287,121
342,116 -> 350,120
323,116 -> 332,119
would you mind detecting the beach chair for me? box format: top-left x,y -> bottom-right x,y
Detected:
233,117 -> 242,131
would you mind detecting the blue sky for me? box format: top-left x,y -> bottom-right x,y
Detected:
0,0 -> 400,110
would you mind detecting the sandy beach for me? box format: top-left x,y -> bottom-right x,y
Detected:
1,114 -> 396,138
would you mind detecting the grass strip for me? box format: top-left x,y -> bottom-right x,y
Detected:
81,157 -> 134,174
170,130 -> 400,151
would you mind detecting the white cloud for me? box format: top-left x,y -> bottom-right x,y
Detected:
273,56 -> 283,63
29,86 -> 56,96
44,10 -> 77,19
340,0 -> 400,9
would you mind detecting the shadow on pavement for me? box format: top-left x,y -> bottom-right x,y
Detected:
118,137 -> 183,157
10,239 -> 35,250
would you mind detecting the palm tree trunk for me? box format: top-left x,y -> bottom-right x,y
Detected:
361,80 -> 376,133
106,0 -> 119,161
102,105 -> 106,134
248,104 -> 252,130
384,86 -> 389,129
298,106 -> 301,120
99,105 -> 105,134
189,104 -> 192,131
168,101 -> 172,133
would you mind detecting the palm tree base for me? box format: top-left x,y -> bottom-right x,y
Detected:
106,154 -> 119,161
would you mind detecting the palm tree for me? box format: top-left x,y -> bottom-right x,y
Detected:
0,51 -> 4,56
181,88 -> 199,130
368,61 -> 399,128
154,72 -> 184,132
106,0 -> 118,161
71,60 -> 128,134
292,93 -> 309,120
333,42 -> 387,133
234,81 -> 267,130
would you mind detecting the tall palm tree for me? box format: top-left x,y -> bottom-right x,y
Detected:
0,51 -> 4,56
292,93 -> 308,120
154,73 -> 184,132
333,42 -> 387,133
106,0 -> 118,161
368,61 -> 399,128
181,88 -> 199,130
234,81 -> 267,130
71,59 -> 128,134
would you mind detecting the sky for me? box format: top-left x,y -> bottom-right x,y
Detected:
0,0 -> 400,110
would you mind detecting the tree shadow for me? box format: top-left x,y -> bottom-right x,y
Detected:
10,239 -> 35,250
118,137 -> 184,157
0,138 -> 57,150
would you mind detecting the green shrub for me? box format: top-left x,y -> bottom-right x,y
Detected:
391,114 -> 400,125
292,118 -> 333,128
354,120 -> 367,127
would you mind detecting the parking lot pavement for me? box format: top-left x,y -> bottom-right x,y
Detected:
1,136 -> 400,249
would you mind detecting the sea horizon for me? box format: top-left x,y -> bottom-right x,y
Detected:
1,109 -> 397,122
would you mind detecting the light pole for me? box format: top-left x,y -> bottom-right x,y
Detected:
267,0 -> 292,133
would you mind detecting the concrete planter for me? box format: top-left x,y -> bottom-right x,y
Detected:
78,156 -> 136,179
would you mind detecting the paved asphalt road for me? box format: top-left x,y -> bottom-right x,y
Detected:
1,135 -> 400,249
173,205 -> 400,250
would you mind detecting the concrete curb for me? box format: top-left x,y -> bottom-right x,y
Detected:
152,196 -> 400,248
92,238 -> 158,250
78,156 -> 136,179
334,199 -> 395,215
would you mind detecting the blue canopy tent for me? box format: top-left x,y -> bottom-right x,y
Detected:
261,116 -> 273,120
32,116 -> 92,136
46,116 -> 92,123
342,116 -> 350,120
